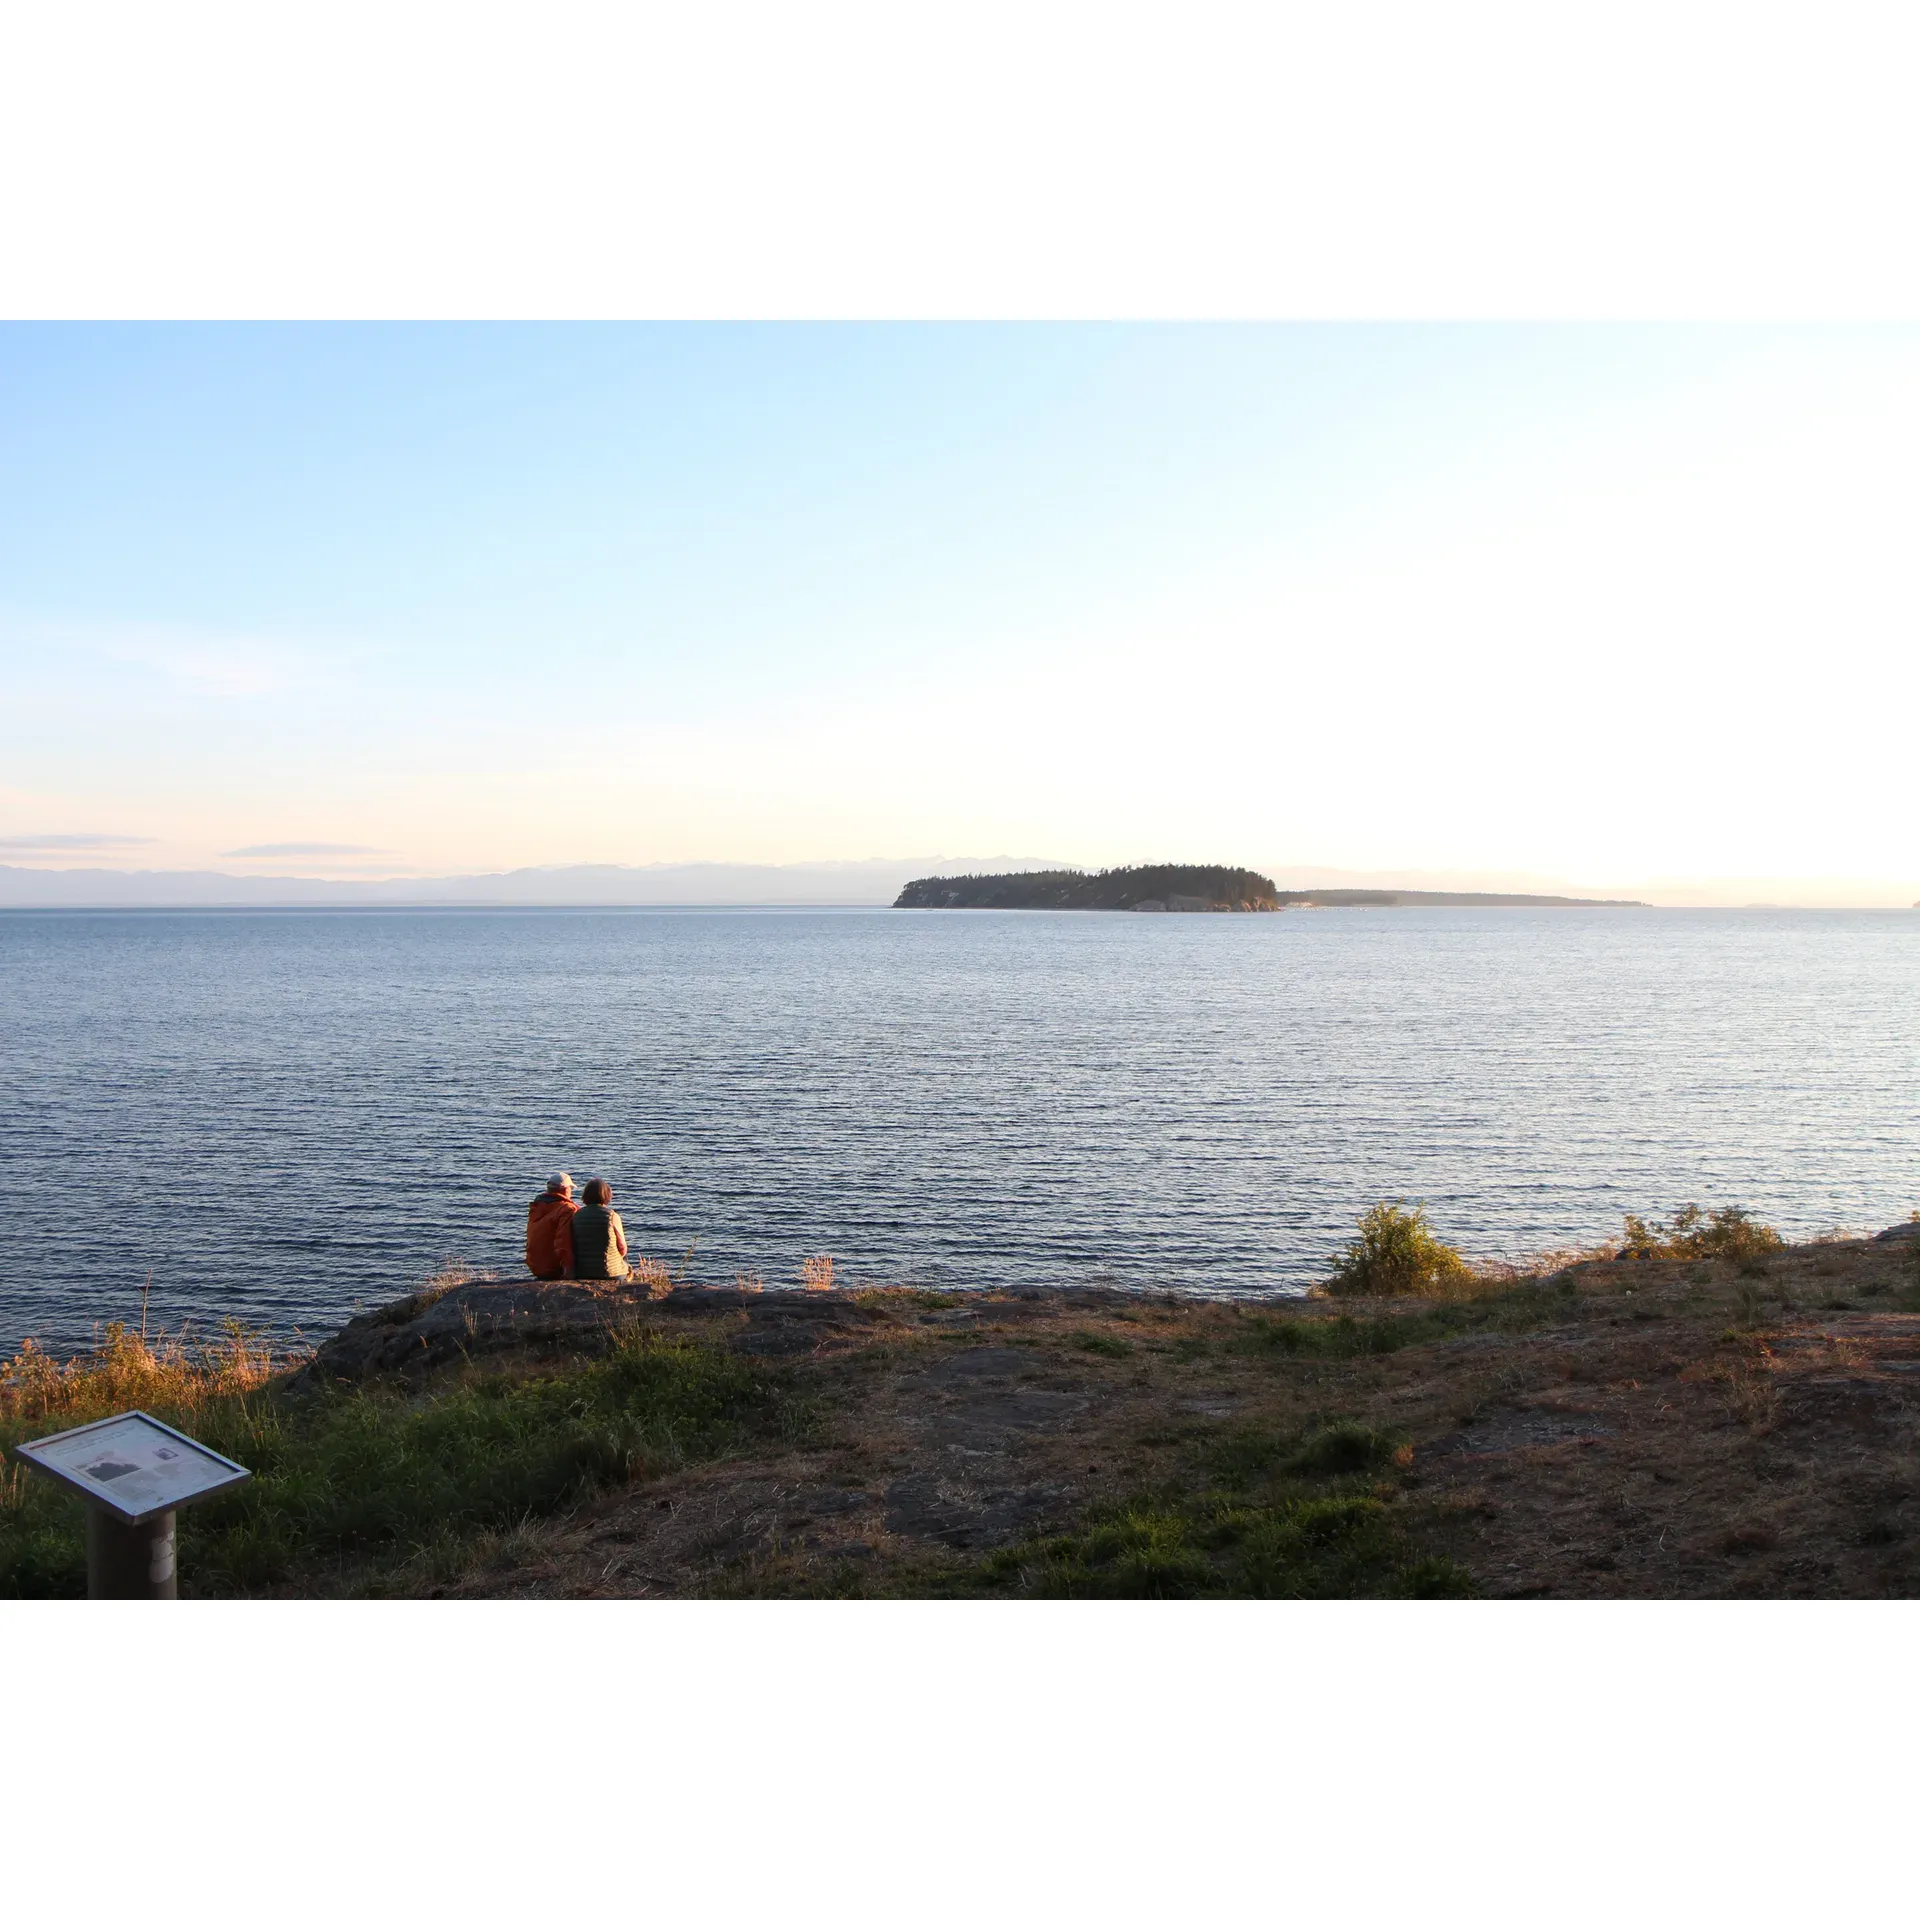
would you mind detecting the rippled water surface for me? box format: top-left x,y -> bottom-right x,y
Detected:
2,907 -> 1916,1348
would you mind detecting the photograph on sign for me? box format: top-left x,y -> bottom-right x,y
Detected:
18,1412 -> 250,1521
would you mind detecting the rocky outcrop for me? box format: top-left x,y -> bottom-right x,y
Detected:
299,1278 -> 1138,1384
303,1280 -> 875,1382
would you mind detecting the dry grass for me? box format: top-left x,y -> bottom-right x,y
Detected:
0,1319 -> 287,1428
631,1259 -> 675,1302
411,1256 -> 496,1307
802,1255 -> 836,1292
0,1319 -> 297,1560
1471,1246 -> 1604,1284
1719,1340 -> 1778,1430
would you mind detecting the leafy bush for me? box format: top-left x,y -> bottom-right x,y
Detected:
1326,1203 -> 1472,1297
1620,1205 -> 1783,1263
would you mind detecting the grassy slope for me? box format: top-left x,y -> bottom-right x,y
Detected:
0,1316 -> 799,1598
946,1291 -> 1583,1600
7,1229 -> 1919,1599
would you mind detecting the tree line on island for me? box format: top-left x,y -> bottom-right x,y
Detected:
892,866 -> 1644,911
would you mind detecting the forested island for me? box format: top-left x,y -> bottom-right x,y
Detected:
892,866 -> 1644,911
895,865 -> 1282,911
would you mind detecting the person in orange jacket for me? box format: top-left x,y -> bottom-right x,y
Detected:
525,1172 -> 579,1280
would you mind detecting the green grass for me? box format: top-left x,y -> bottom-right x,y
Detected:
1,1324 -> 790,1598
971,1490 -> 1467,1599
1234,1311 -> 1438,1359
955,1414 -> 1467,1600
1892,1236 -> 1920,1310
1205,1418 -> 1410,1486
1231,1272 -> 1586,1362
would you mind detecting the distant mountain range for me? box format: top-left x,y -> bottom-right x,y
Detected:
1,859 -> 1900,911
1281,888 -> 1646,907
0,857 -> 1065,908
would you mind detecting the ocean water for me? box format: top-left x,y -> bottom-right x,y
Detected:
1,906 -> 1916,1350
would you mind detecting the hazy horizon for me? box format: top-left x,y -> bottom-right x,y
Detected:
0,851 -> 1912,910
3,325 -> 1916,902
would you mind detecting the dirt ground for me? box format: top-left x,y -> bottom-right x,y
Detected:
326,1228 -> 1920,1599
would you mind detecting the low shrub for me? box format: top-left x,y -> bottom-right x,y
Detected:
1326,1203 -> 1472,1297
1620,1205 -> 1783,1264
1289,1419 -> 1409,1476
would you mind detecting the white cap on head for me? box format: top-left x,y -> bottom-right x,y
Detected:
547,1172 -> 573,1193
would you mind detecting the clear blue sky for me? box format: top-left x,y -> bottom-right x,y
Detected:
3,324 -> 1915,900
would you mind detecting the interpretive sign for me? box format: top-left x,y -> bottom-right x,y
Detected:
16,1410 -> 250,1522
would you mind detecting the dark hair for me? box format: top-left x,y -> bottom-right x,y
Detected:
582,1178 -> 611,1207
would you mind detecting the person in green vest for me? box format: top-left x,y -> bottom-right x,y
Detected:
566,1177 -> 631,1283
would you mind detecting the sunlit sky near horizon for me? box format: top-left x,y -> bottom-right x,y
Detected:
2,324 -> 1916,904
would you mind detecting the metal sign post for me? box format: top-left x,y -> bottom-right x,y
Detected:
15,1410 -> 252,1599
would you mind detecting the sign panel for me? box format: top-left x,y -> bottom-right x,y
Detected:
17,1411 -> 250,1521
